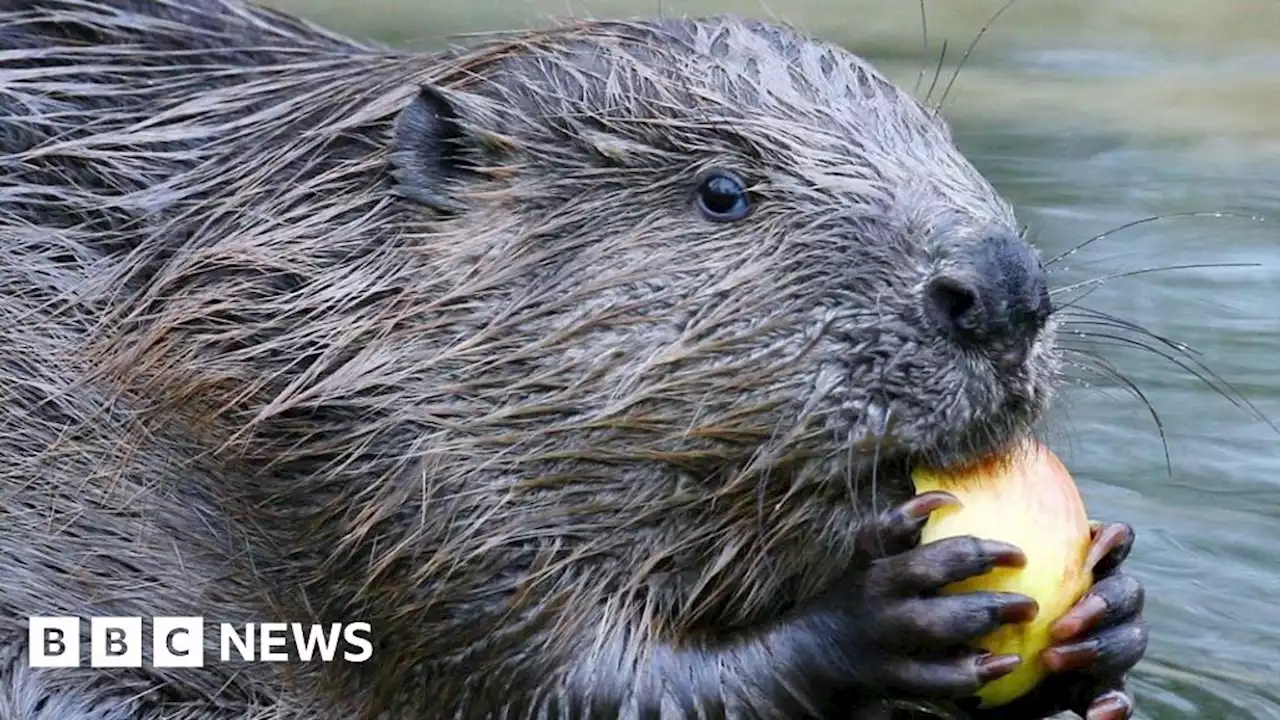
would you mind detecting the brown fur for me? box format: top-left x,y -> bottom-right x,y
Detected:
1,1 -> 1062,718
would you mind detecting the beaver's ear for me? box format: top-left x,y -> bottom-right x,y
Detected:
390,85 -> 479,214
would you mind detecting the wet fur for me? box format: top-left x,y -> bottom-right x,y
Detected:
1,1 -> 1061,718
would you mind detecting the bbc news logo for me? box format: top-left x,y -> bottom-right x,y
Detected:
28,617 -> 373,668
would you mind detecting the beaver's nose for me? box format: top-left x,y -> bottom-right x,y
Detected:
923,233 -> 1051,366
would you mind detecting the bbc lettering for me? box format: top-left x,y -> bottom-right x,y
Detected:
28,617 -> 373,668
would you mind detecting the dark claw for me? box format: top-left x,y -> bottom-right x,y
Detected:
976,654 -> 1023,685
868,536 -> 1026,597
1045,621 -> 1148,677
1041,640 -> 1100,674
882,652 -> 1022,698
855,491 -> 960,561
1086,521 -> 1134,578
1052,572 -> 1145,642
1086,689 -> 1134,720
879,592 -> 1038,652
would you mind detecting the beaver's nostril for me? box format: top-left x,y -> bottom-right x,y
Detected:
923,275 -> 984,337
923,232 -> 1050,357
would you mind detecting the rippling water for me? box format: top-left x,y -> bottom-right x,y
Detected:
269,1 -> 1280,716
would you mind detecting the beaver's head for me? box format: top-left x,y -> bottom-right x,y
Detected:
385,17 -> 1058,496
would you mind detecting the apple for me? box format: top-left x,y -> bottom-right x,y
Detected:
911,439 -> 1092,708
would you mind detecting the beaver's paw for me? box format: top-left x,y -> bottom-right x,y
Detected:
967,521 -> 1147,720
827,492 -> 1038,700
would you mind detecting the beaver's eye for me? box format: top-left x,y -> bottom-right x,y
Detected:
694,170 -> 751,222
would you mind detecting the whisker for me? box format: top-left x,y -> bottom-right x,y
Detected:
924,38 -> 949,108
913,0 -> 931,97
1062,347 -> 1173,480
1050,262 -> 1259,298
1056,305 -> 1203,357
937,0 -> 1020,109
1044,211 -> 1268,267
1051,280 -> 1105,313
1061,328 -> 1278,435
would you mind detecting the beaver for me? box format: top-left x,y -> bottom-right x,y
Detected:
0,1 -> 1148,719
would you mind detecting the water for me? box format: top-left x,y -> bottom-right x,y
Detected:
267,1 -> 1280,716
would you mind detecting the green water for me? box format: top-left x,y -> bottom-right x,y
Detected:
267,1 -> 1280,717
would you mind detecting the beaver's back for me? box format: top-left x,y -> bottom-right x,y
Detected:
0,3 -> 384,718
0,0 -> 358,54
1,0 -> 376,238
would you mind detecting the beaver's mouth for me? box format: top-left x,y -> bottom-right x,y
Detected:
839,399 -> 1037,485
